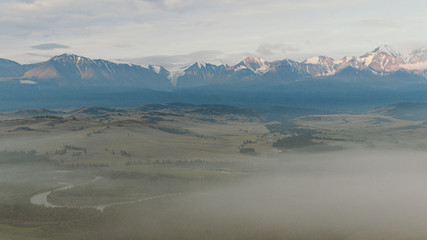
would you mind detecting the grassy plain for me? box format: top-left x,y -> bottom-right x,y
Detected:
1,103 -> 427,239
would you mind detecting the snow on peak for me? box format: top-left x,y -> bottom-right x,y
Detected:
302,56 -> 336,76
167,66 -> 187,85
407,48 -> 427,64
358,54 -> 375,66
149,65 -> 162,74
138,64 -> 165,73
335,56 -> 353,65
243,57 -> 266,64
372,44 -> 401,58
304,56 -> 321,64
197,62 -> 207,69
54,53 -> 79,59
303,56 -> 334,65
401,48 -> 427,71
235,57 -> 270,74
51,53 -> 93,64
353,45 -> 405,72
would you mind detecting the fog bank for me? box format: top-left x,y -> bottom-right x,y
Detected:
102,149 -> 427,239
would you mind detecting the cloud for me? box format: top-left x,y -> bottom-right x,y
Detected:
256,43 -> 300,57
0,0 -> 426,64
357,19 -> 401,29
31,43 -> 70,50
114,44 -> 132,49
122,50 -> 225,67
120,49 -> 269,68
401,62 -> 427,71
141,0 -> 198,12
122,45 -> 305,68
26,52 -> 53,58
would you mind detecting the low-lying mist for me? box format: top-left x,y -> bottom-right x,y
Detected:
98,149 -> 427,240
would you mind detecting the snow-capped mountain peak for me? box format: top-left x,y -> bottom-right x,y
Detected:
149,65 -> 162,74
196,62 -> 207,69
334,56 -> 353,65
301,56 -> 336,76
233,57 -> 270,74
372,44 -> 401,58
303,56 -> 334,65
243,56 -> 266,64
303,56 -> 321,64
407,48 -> 427,64
356,45 -> 405,72
401,48 -> 427,73
2,45 -> 427,90
167,66 -> 187,85
51,53 -> 93,64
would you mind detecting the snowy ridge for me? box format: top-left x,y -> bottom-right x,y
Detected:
407,48 -> 427,64
304,56 -> 323,65
302,56 -> 336,76
372,44 -> 401,58
232,57 -> 271,74
197,62 -> 207,69
47,45 -> 427,84
2,44 -> 427,89
167,66 -> 187,85
150,65 -> 162,74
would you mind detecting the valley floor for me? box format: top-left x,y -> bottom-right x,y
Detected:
1,103 -> 427,239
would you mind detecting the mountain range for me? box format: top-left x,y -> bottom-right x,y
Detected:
1,45 -> 427,91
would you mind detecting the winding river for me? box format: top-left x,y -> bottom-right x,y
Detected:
30,175 -> 180,212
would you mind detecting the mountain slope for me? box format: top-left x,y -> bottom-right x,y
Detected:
175,62 -> 228,88
356,45 -> 405,72
12,54 -> 172,90
0,45 -> 427,90
0,58 -> 24,78
172,45 -> 427,88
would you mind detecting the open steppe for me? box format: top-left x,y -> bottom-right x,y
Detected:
2,103 -> 427,239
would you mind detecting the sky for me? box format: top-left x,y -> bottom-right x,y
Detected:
1,0 -> 426,67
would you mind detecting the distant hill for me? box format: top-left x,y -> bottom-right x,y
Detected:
372,103 -> 427,121
71,106 -> 127,115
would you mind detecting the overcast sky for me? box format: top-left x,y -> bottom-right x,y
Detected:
1,0 -> 426,66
